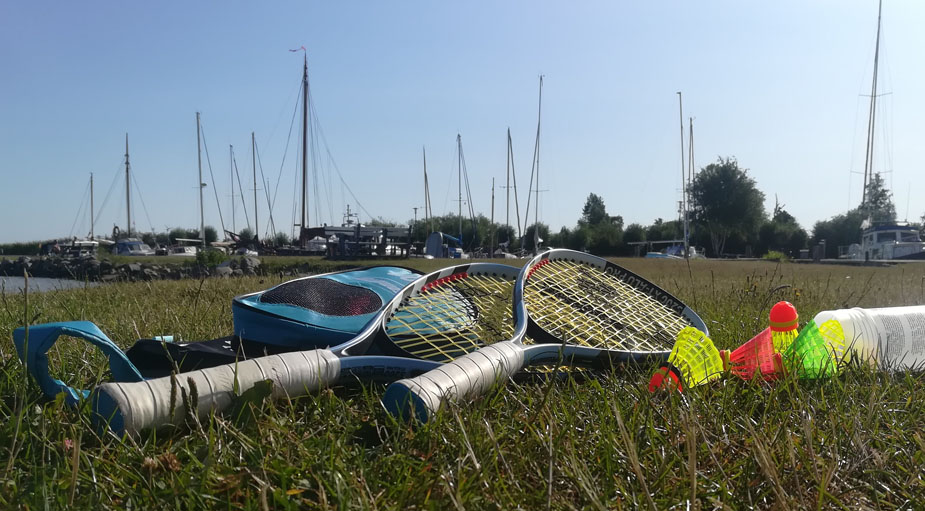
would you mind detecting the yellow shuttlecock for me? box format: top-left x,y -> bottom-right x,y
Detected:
649,327 -> 724,392
782,319 -> 847,378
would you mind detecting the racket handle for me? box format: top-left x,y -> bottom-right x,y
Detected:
92,349 -> 342,436
382,342 -> 524,423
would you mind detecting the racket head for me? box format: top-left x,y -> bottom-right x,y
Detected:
515,249 -> 707,365
366,263 -> 523,362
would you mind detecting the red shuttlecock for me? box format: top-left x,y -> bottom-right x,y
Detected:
719,327 -> 784,381
769,301 -> 799,353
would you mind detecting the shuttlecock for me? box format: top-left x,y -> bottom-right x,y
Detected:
720,327 -> 783,381
769,301 -> 799,353
782,319 -> 847,378
649,327 -> 724,392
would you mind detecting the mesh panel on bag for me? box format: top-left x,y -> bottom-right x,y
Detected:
259,278 -> 382,316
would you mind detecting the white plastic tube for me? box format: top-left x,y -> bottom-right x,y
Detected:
813,305 -> 925,370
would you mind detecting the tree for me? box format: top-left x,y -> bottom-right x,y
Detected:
581,193 -> 608,225
645,218 -> 681,243
140,232 -> 156,247
169,228 -> 190,244
204,226 -> 218,244
861,172 -> 896,223
811,208 -> 866,258
548,226 -> 571,249
273,231 -> 291,246
238,227 -> 255,241
523,223 -> 549,252
689,157 -> 766,256
624,223 -> 646,245
757,204 -> 808,257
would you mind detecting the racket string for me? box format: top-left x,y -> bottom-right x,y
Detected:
386,273 -> 517,362
525,260 -> 689,351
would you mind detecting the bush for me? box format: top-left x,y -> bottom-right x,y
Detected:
762,250 -> 789,262
196,249 -> 228,267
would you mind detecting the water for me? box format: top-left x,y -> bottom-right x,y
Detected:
0,276 -> 98,293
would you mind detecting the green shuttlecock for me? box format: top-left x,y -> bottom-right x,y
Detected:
782,319 -> 846,379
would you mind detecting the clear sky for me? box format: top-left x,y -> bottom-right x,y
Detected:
2,1 -> 923,243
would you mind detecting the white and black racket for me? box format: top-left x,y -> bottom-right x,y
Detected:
382,249 -> 708,422
92,263 -> 522,436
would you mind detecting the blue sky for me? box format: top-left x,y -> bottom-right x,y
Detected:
2,1 -> 923,243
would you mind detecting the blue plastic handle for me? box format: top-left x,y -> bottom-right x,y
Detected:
13,321 -> 144,405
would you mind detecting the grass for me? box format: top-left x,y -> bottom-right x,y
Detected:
1,258 -> 925,509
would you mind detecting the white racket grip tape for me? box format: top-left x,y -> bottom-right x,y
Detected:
382,342 -> 525,423
92,349 -> 342,436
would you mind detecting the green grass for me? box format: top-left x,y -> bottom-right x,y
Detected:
2,259 -> 925,509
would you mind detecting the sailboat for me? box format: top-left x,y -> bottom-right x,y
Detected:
847,0 -> 925,261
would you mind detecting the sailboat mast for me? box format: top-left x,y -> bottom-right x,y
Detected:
457,134 -> 463,242
861,0 -> 883,207
90,173 -> 94,239
534,76 -> 543,237
505,129 -> 510,242
677,92 -> 689,259
230,145 -> 235,234
124,134 -> 131,237
490,178 -> 495,256
301,55 -> 309,245
197,112 -> 205,247
252,132 -> 258,242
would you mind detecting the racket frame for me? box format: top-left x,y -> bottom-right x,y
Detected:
92,262 -> 519,435
383,249 -> 708,422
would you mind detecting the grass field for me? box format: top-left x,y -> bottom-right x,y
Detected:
1,258 -> 924,509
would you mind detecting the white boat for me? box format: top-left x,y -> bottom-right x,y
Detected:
845,224 -> 925,261
167,246 -> 198,257
113,238 -> 155,256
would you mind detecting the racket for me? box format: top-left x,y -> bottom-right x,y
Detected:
92,262 -> 521,436
382,249 -> 708,422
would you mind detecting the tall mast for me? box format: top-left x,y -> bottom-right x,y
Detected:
505,129 -> 511,242
861,0 -> 883,207
252,132 -> 259,241
124,134 -> 131,237
301,54 -> 309,245
457,134 -> 463,242
533,76 -> 543,251
677,92 -> 689,259
90,173 -> 94,239
197,112 -> 205,247
230,145 -> 235,234
490,178 -> 495,256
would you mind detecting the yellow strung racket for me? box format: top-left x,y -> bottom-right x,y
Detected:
384,249 -> 708,422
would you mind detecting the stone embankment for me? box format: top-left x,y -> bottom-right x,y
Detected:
0,256 -> 263,282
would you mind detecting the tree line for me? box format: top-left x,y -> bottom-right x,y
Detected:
407,156 -> 913,258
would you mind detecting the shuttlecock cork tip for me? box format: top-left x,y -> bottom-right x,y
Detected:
769,301 -> 798,332
648,366 -> 682,393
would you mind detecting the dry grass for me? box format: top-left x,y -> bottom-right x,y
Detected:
1,258 -> 924,509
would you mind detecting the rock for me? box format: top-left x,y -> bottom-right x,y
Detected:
214,266 -> 233,278
241,257 -> 261,271
232,269 -> 244,277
